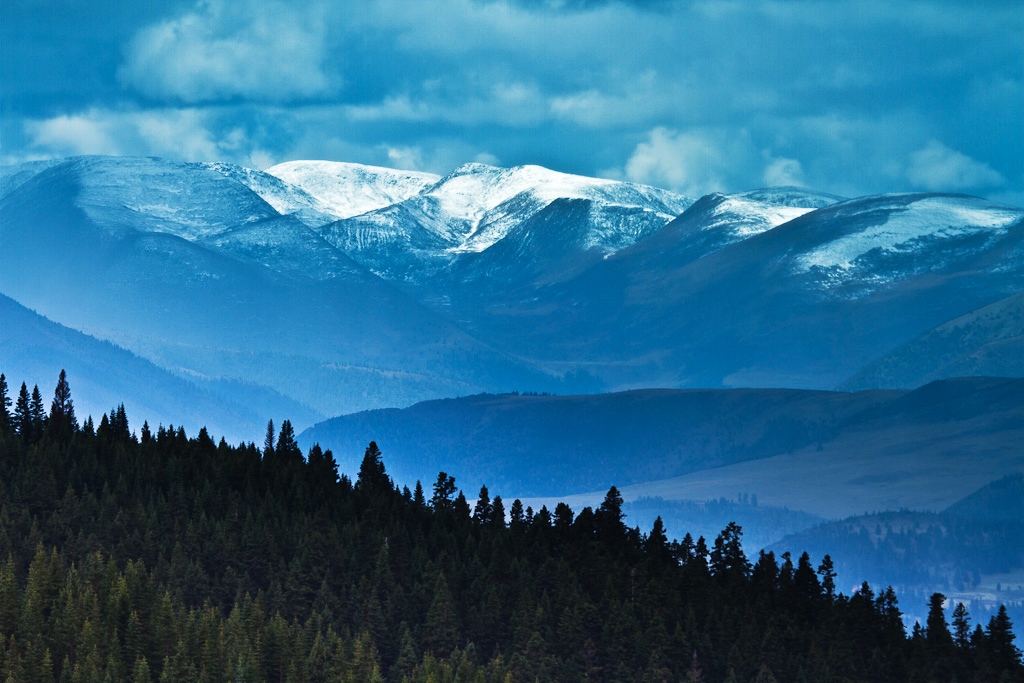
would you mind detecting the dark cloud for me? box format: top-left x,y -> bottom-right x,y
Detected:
2,0 -> 1021,203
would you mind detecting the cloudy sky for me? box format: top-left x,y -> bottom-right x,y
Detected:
2,0 -> 1021,202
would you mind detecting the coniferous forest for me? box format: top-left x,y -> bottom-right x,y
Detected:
0,372 -> 1022,683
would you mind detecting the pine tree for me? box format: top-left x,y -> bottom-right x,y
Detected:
30,384 -> 46,435
422,573 -> 460,655
47,369 -> 78,436
14,382 -> 31,440
817,554 -> 837,599
0,373 -> 10,433
710,522 -> 750,579
952,602 -> 971,648
595,486 -> 626,546
473,485 -> 493,525
357,441 -> 389,492
275,419 -> 301,460
926,593 -> 952,648
263,419 -> 275,458
431,472 -> 457,510
986,605 -> 1022,673
490,496 -> 506,529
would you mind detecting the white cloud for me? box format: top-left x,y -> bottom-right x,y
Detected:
762,156 -> 805,187
24,108 -> 269,167
26,114 -> 124,157
905,140 -> 1005,191
119,0 -> 332,103
623,127 -> 750,196
384,146 -> 425,171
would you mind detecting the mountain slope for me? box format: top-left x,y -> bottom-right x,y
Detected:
0,156 -> 557,416
202,161 -> 340,227
0,293 -> 314,441
3,155 -> 1023,404
319,163 -> 692,281
265,160 -> 440,220
841,291 -> 1024,390
467,192 -> 1024,390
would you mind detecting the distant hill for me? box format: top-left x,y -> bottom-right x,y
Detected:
0,293 -> 316,442
300,377 -> 1024,510
771,473 -> 1024,627
946,472 -> 1024,523
842,292 -> 1024,390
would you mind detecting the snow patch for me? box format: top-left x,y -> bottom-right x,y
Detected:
266,160 -> 440,220
798,197 -> 1023,271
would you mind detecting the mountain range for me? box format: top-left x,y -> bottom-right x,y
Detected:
2,155 -> 1023,438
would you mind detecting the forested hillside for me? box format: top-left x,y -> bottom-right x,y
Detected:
0,372 -> 1021,682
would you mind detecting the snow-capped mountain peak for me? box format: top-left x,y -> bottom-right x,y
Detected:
265,160 -> 440,221
423,163 -> 692,252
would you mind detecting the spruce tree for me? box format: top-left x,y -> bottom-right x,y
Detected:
473,485 -> 493,525
818,554 -> 837,599
263,419 -> 275,457
14,382 -> 31,440
987,606 -> 1022,673
275,419 -> 301,460
48,369 -> 78,436
952,602 -> 971,648
357,441 -> 389,492
422,573 -> 460,656
0,373 -> 10,433
710,522 -> 750,579
29,384 -> 46,435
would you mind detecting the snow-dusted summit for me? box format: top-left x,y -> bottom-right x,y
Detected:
318,162 -> 694,281
265,160 -> 440,222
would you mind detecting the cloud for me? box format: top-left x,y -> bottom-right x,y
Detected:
25,114 -> 124,157
23,108 -> 270,167
905,140 -> 1005,191
622,127 -> 754,196
762,157 -> 805,187
384,146 -> 426,171
119,0 -> 332,104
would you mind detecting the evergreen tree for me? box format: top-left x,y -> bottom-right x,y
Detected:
817,554 -> 837,599
431,472 -> 457,510
357,441 -> 389,492
710,522 -> 750,579
952,602 -> 972,648
490,495 -> 506,529
987,605 -> 1022,674
422,573 -> 460,656
275,419 -> 301,460
263,419 -> 275,457
47,369 -> 78,436
0,373 -> 10,433
13,382 -> 31,441
926,593 -> 953,648
595,486 -> 626,546
29,384 -> 46,435
473,485 -> 493,525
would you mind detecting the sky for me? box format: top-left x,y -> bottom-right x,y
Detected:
2,0 -> 1021,202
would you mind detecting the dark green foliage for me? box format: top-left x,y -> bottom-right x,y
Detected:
0,373 -> 1021,682
0,374 -> 10,434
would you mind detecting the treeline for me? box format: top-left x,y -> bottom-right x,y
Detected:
777,510 -> 1024,590
0,372 -> 1022,683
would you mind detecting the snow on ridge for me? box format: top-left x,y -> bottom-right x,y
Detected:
266,160 -> 440,221
696,194 -> 817,238
427,163 -> 691,252
797,196 -> 1024,272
